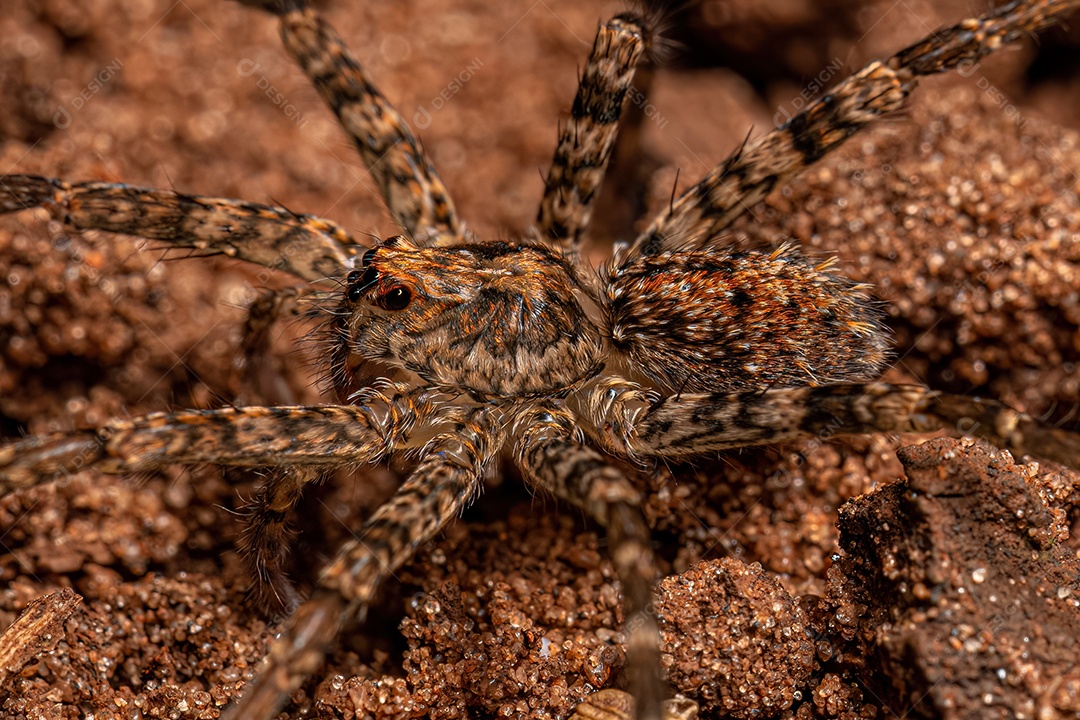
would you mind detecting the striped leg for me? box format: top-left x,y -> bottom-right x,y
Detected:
0,383 -> 424,493
583,380 -> 1080,469
537,14 -> 646,252
513,404 -> 671,720
0,175 -> 355,282
222,406 -> 503,719
620,0 -> 1080,261
241,0 -> 461,244
238,467 -> 320,614
234,286 -> 310,405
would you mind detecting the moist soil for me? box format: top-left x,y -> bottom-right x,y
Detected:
1,1 -> 1080,718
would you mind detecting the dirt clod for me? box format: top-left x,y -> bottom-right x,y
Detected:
833,438 -> 1080,719
657,558 -> 815,718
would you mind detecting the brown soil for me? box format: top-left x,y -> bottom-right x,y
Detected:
2,1 -> 1080,719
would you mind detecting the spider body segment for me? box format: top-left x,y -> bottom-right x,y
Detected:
336,237 -> 605,398
1,1 -> 1080,719
603,246 -> 888,393
330,235 -> 885,399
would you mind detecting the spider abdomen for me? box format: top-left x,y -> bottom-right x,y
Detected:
604,248 -> 890,393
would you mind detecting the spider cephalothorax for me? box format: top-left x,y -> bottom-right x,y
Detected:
334,236 -> 605,398
1,1 -> 1079,719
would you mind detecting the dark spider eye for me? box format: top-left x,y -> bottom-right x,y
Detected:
346,267 -> 379,303
378,285 -> 412,311
361,248 -> 377,267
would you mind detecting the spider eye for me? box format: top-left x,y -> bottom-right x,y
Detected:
378,285 -> 412,311
361,248 -> 377,267
346,267 -> 379,303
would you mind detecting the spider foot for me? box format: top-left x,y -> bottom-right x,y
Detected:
570,689 -> 699,720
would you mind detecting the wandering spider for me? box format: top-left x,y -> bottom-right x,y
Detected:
2,0 -> 1080,718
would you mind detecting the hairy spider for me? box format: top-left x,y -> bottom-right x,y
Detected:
1,0 -> 1079,718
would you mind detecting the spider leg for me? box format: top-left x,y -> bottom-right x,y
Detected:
238,467 -> 318,614
0,384 -> 424,493
537,15 -> 646,252
240,0 -> 462,245
223,406 -> 503,719
234,286 -> 309,404
0,174 -> 355,282
583,379 -> 1080,469
513,404 -> 670,720
620,0 -> 1080,261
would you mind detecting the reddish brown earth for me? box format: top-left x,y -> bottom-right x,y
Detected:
1,1 -> 1080,718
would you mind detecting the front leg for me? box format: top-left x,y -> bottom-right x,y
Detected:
0,383 -> 425,492
536,14 -> 646,251
0,175 -> 356,282
223,406 -> 504,718
239,0 -> 462,244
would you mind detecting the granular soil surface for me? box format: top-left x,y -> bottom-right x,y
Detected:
2,1 -> 1080,718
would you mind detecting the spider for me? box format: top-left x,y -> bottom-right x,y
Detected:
1,0 -> 1080,718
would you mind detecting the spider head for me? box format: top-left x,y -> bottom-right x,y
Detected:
333,236 -> 604,398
